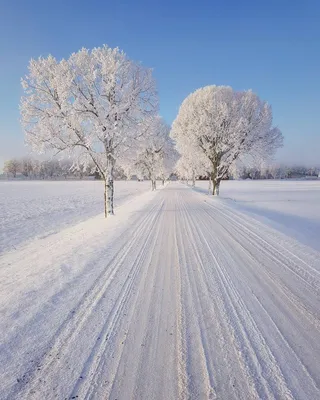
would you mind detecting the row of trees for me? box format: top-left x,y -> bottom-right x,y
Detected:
20,45 -> 176,217
19,44 -> 287,216
4,156 -> 318,182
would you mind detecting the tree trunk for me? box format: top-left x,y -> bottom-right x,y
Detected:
162,179 -> 165,186
104,156 -> 115,217
208,175 -> 212,194
104,179 -> 107,217
211,177 -> 221,195
152,179 -> 156,191
214,179 -> 220,195
212,174 -> 216,195
211,161 -> 221,196
104,177 -> 114,217
192,170 -> 196,187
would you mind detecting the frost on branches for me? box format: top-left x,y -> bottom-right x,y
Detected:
132,116 -> 175,190
3,159 -> 20,178
20,45 -> 158,216
171,85 -> 283,195
174,145 -> 210,187
173,124 -> 210,186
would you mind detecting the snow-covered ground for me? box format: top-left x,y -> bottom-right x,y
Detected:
195,179 -> 320,252
1,181 -> 320,399
0,180 -> 152,253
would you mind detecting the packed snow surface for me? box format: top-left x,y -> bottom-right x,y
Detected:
0,181 -> 320,399
195,179 -> 320,252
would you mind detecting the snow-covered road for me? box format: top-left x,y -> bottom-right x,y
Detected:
1,183 -> 320,399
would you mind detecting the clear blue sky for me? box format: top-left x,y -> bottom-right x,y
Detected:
1,0 -> 319,167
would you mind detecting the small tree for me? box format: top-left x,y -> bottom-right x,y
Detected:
59,159 -> 73,179
133,116 -> 171,190
41,159 -> 59,179
3,159 -> 20,178
175,157 -> 192,184
158,145 -> 179,185
20,157 -> 33,178
174,152 -> 207,187
171,86 -> 283,195
21,45 -> 157,216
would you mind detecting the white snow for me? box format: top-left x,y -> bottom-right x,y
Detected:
1,181 -> 319,399
194,179 -> 320,252
0,180 -> 152,253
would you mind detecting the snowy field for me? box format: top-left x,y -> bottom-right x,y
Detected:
195,179 -> 320,251
1,181 -> 320,399
0,180 -> 152,253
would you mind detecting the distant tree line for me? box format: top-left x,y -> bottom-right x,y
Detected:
3,157 -> 318,182
236,164 -> 320,180
1,157 -> 129,180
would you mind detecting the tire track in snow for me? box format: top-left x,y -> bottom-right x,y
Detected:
192,192 -> 320,398
194,221 -> 294,399
83,201 -> 165,399
175,194 -> 216,399
213,207 -> 320,331
201,200 -> 320,335
198,203 -> 320,397
71,203 -> 164,400
205,199 -> 320,295
87,188 -> 183,400
176,190 -> 258,399
14,199 -> 164,400
174,192 -> 189,400
3,183 -> 320,400
129,194 -> 180,400
178,193 -> 267,399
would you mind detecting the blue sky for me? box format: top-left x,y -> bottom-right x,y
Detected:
1,0 -> 319,167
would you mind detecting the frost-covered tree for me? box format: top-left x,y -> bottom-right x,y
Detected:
21,45 -> 157,216
3,159 -> 20,178
133,116 -> 172,190
20,158 -> 33,178
173,135 -> 210,187
41,160 -> 59,179
58,159 -> 73,179
171,85 -> 283,195
174,151 -> 207,186
175,156 -> 192,183
158,145 -> 179,185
